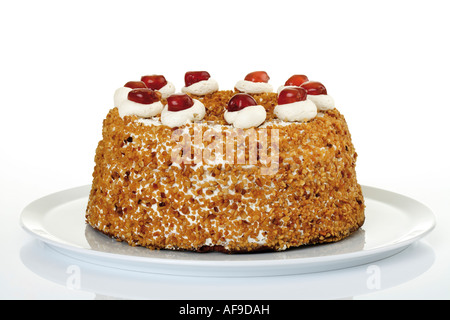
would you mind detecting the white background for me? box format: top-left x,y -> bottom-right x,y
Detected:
1,0 -> 449,299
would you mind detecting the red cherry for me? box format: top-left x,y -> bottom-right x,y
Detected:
184,71 -> 211,87
227,93 -> 258,112
128,88 -> 160,104
141,75 -> 168,90
124,81 -> 147,89
284,74 -> 309,87
244,71 -> 270,83
300,81 -> 327,95
277,87 -> 307,105
167,93 -> 194,112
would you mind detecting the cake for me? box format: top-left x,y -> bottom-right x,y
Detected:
86,71 -> 365,253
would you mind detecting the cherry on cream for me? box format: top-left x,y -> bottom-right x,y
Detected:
235,71 -> 273,94
118,88 -> 163,118
160,93 -> 206,128
184,71 -> 211,87
224,93 -> 266,129
227,93 -> 258,112
182,71 -> 219,96
300,81 -> 335,111
274,87 -> 317,122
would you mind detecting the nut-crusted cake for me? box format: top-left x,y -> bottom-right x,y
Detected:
86,71 -> 365,253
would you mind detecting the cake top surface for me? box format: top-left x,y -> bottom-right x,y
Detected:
113,71 -> 336,129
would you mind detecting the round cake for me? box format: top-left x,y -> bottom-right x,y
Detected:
86,71 -> 365,253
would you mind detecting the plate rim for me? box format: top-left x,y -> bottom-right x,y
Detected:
19,184 -> 436,273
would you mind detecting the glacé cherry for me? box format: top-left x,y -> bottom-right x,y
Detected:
300,81 -> 327,95
244,71 -> 270,83
167,93 -> 194,112
128,88 -> 160,104
277,87 -> 307,105
284,74 -> 309,87
141,75 -> 168,90
124,81 -> 147,89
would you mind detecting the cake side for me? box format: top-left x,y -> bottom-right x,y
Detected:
85,102 -> 365,252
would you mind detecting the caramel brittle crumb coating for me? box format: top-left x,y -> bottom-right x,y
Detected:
86,91 -> 365,252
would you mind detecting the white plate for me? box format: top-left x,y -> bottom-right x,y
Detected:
20,185 -> 435,277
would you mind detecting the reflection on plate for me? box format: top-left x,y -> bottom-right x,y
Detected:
20,185 -> 435,277
19,239 -> 436,299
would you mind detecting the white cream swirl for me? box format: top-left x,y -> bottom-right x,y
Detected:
160,99 -> 206,128
307,94 -> 335,111
181,78 -> 219,96
224,105 -> 266,129
158,82 -> 176,99
274,100 -> 317,122
118,99 -> 163,118
114,87 -> 133,107
235,80 -> 273,94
